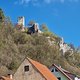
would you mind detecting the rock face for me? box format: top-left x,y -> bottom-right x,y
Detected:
59,37 -> 73,55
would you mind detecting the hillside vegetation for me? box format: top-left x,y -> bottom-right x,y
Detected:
0,8 -> 80,76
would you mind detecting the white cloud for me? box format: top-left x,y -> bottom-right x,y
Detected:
44,0 -> 65,4
44,0 -> 79,4
17,0 -> 31,5
14,0 -> 79,6
21,0 -> 31,4
14,0 -> 40,6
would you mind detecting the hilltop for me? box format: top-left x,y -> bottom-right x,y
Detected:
0,8 -> 80,76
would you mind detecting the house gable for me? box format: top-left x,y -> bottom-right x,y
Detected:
50,64 -> 72,80
13,58 -> 57,80
13,59 -> 45,80
50,66 -> 69,80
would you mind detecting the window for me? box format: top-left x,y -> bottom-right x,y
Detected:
51,69 -> 54,72
55,68 -> 58,72
57,77 -> 61,80
24,65 -> 29,72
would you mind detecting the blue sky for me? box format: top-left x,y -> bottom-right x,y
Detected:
0,0 -> 80,47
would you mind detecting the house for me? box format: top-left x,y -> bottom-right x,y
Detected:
50,64 -> 76,80
13,57 -> 57,80
0,57 -> 58,80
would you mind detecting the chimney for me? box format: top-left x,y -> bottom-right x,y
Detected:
7,74 -> 13,79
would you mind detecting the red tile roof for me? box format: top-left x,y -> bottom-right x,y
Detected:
27,57 -> 58,80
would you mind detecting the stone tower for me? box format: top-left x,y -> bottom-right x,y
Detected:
18,16 -> 25,27
60,37 -> 64,45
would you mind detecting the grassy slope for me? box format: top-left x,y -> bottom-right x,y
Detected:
0,22 -> 80,76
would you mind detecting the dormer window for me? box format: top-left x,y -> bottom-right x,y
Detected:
51,69 -> 54,72
24,65 -> 29,72
55,68 -> 58,72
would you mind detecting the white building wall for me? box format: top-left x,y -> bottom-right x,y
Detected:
75,77 -> 80,80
